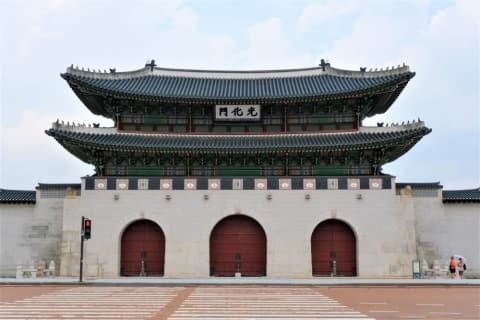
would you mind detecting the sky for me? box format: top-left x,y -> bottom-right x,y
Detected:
0,0 -> 478,190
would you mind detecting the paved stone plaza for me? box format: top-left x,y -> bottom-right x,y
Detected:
1,284 -> 479,319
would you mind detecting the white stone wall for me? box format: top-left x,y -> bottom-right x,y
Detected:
60,181 -> 419,278
0,204 -> 34,275
3,181 -> 477,279
413,194 -> 480,275
0,196 -> 64,276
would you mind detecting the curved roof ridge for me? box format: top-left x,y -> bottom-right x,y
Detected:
64,62 -> 411,80
360,120 -> 427,133
50,120 -> 116,134
45,126 -> 431,158
443,187 -> 480,192
0,187 -> 35,192
50,121 -> 429,138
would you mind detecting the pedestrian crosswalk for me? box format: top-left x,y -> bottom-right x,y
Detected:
1,286 -> 375,319
168,287 -> 375,319
0,286 -> 184,319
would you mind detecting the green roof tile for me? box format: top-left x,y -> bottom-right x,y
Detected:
46,125 -> 431,154
443,188 -> 480,203
61,64 -> 414,118
0,189 -> 36,203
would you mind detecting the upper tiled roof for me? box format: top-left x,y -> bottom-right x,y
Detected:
0,189 -> 36,204
62,62 -> 414,116
443,188 -> 480,203
46,122 -> 431,155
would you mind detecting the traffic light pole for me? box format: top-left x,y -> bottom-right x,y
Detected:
79,216 -> 85,283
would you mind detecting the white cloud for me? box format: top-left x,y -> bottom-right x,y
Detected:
241,17 -> 313,69
172,6 -> 199,30
305,0 -> 478,188
47,0 -> 66,10
10,0 -> 76,57
1,0 -> 478,189
297,0 -> 360,32
319,17 -> 418,68
0,109 -> 112,188
359,1 -> 479,188
1,109 -> 112,154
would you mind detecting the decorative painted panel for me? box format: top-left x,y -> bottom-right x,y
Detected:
232,179 -> 243,190
83,176 -> 393,191
370,178 -> 383,190
279,179 -> 291,190
348,179 -> 360,190
116,179 -> 129,190
255,179 -> 267,190
327,178 -> 338,190
138,179 -> 149,190
303,179 -> 316,190
95,179 -> 107,190
208,179 -> 221,190
160,179 -> 172,190
184,179 -> 197,190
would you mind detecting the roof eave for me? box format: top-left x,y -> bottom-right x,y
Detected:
46,126 -> 431,164
64,72 -> 415,108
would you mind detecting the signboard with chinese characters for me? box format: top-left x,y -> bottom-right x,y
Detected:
215,105 -> 261,121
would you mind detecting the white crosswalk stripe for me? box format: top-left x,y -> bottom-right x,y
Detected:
168,287 -> 375,320
0,286 -> 184,319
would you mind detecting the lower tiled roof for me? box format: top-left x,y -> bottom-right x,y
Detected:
0,189 -> 36,204
443,188 -> 480,203
46,126 -> 431,154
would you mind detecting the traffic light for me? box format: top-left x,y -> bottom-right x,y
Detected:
84,218 -> 92,240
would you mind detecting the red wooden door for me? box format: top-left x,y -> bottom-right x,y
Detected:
121,220 -> 165,276
210,215 -> 266,276
311,219 -> 356,276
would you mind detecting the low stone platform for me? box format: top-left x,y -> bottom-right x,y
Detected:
1,277 -> 478,286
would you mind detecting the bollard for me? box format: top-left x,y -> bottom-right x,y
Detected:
331,260 -> 337,277
16,266 -> 23,279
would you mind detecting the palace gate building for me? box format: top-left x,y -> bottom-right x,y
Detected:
1,60 -> 479,278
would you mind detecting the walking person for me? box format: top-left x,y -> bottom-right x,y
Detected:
457,257 -> 465,279
449,256 -> 457,279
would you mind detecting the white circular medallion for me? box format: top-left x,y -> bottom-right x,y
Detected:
162,183 -> 170,189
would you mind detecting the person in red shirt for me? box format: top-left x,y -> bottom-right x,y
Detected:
449,256 -> 457,279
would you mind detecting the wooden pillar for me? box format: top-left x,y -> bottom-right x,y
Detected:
285,153 -> 289,176
188,106 -> 192,133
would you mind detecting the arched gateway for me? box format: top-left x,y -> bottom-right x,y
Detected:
210,215 -> 266,276
311,219 -> 357,276
120,220 -> 165,276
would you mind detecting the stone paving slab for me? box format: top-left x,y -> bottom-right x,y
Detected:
1,277 -> 479,286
